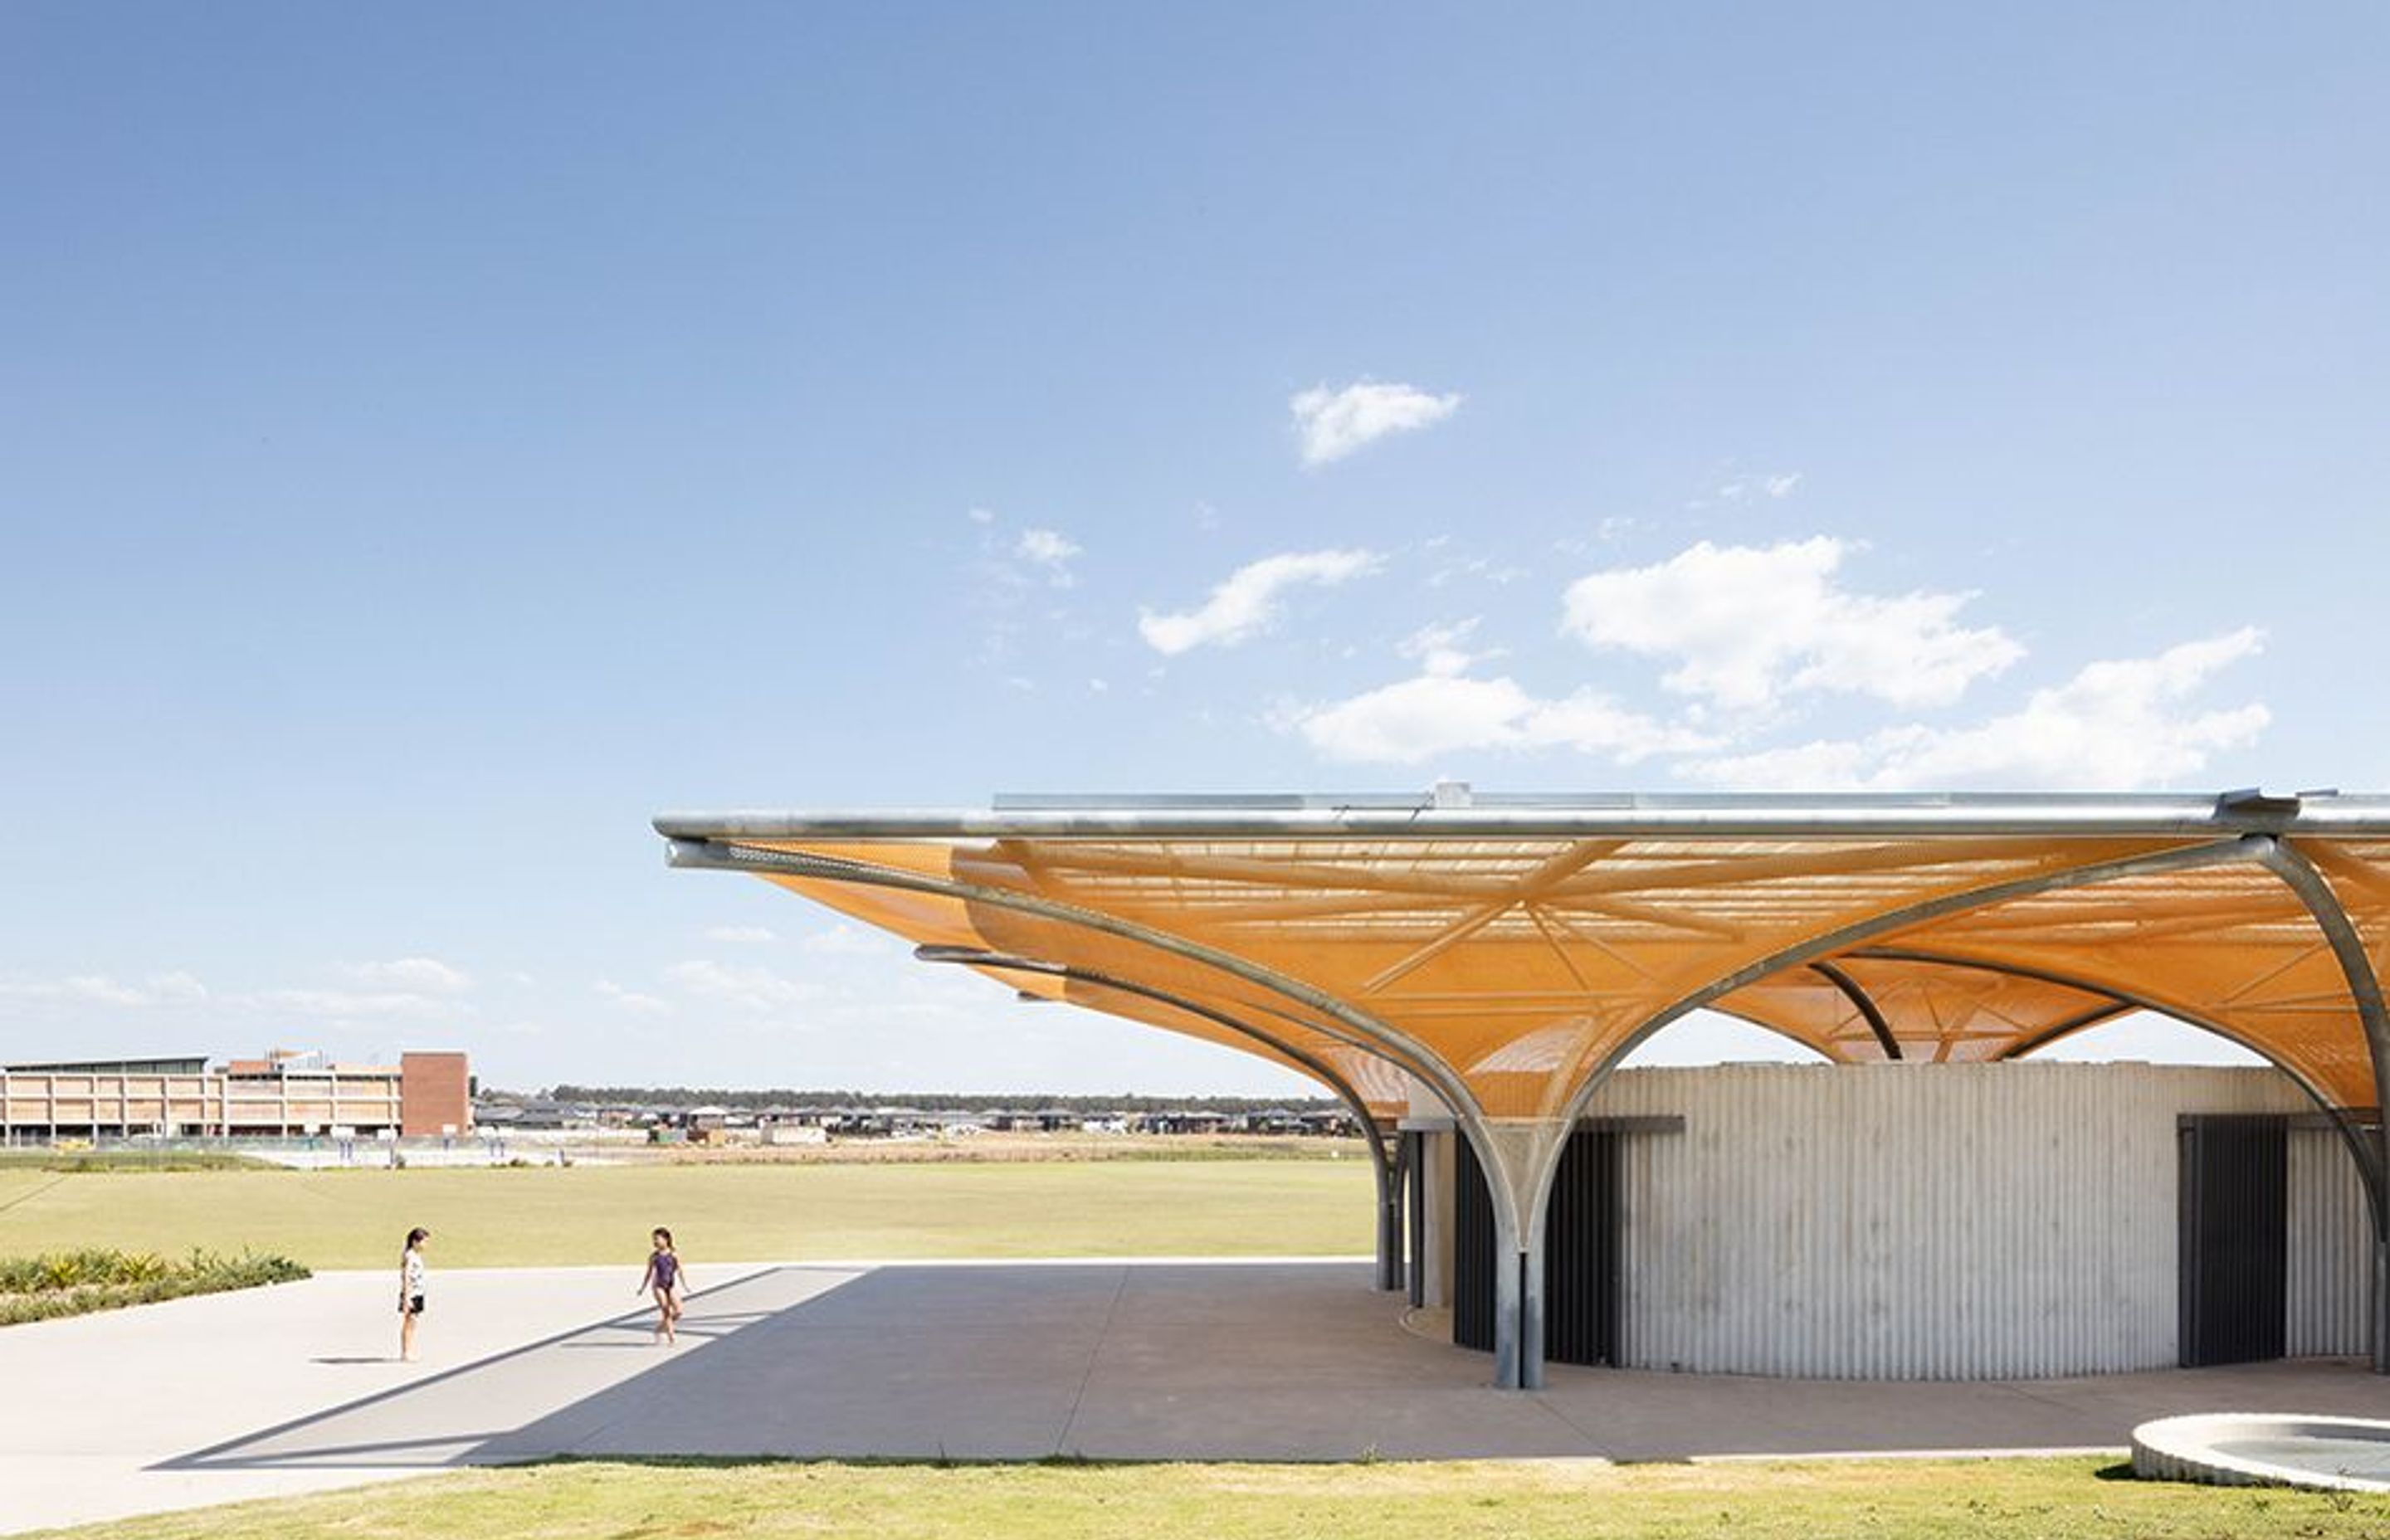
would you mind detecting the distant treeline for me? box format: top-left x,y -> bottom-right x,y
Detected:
531,1086 -> 1338,1114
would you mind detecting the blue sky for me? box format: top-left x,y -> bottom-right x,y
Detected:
5,4 -> 2387,1094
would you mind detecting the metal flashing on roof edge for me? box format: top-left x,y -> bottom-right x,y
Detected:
656,788 -> 2390,841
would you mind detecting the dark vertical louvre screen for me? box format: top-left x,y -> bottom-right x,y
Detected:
1547,1128 -> 1622,1366
2179,1114 -> 2288,1367
1454,1133 -> 1495,1351
1453,1128 -> 1622,1364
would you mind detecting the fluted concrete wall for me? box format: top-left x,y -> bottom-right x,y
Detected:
2287,1123 -> 2373,1357
1411,1061 -> 2375,1378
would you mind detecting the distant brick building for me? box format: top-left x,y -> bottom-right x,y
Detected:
0,1049 -> 471,1138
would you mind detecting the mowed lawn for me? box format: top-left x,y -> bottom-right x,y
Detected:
28,1457 -> 2390,1540
0,1157 -> 1374,1269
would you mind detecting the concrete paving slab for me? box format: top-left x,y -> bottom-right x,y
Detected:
0,1264 -> 759,1535
6,1258 -> 2386,1535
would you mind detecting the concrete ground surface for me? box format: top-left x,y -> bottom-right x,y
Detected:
4,1259 -> 2387,1535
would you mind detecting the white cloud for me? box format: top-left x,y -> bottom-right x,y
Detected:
966,506 -> 995,524
1689,628 -> 2269,791
1715,471 -> 1804,503
1283,671 -> 1718,767
251,987 -> 459,1021
1014,528 -> 1082,587
663,959 -> 820,1014
1561,537 -> 2022,711
0,966 -> 469,1026
596,978 -> 675,1015
1290,380 -> 1462,465
0,971 -> 208,1009
798,925 -> 887,958
1139,548 -> 1383,655
703,925 -> 778,944
340,957 -> 473,994
1398,617 -> 1491,678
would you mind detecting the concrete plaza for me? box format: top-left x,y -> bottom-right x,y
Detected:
3,1260 -> 2384,1534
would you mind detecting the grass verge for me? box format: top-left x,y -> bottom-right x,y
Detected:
0,1246 -> 310,1326
22,1455 -> 2390,1539
0,1157 -> 1373,1269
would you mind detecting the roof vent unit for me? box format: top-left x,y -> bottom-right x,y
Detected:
2218,788 -> 2302,816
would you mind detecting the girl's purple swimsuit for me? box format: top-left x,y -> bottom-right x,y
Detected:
651,1251 -> 679,1289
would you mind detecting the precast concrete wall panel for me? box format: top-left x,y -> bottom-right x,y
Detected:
1586,1063 -> 2321,1379
2286,1126 -> 2373,1357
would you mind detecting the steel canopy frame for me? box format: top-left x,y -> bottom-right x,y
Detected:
656,789 -> 2390,1386
1517,834 -> 2275,1387
910,945 -> 1411,1293
664,837 -> 1551,1389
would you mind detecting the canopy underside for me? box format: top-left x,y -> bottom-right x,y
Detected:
656,796 -> 2390,1128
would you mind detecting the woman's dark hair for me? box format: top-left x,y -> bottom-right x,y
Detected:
652,1227 -> 674,1249
406,1227 -> 430,1247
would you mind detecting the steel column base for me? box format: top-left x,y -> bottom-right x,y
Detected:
2374,1234 -> 2388,1374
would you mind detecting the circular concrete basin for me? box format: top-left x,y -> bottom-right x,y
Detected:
2133,1413 -> 2390,1493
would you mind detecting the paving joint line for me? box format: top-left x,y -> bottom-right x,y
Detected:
0,1172 -> 68,1216
1525,1387 -> 1629,1460
154,1265 -> 788,1469
551,1267 -> 819,1459
1053,1265 -> 1133,1459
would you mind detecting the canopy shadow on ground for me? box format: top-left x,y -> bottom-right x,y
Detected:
156,1262 -> 2390,1470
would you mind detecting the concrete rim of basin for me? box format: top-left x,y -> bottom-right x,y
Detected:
2132,1412 -> 2390,1494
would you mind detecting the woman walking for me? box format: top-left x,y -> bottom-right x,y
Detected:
398,1226 -> 430,1362
637,1226 -> 685,1344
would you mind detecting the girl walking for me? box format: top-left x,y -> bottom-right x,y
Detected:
637,1226 -> 685,1344
398,1227 -> 430,1362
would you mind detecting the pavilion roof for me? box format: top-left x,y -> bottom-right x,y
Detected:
656,791 -> 2390,1137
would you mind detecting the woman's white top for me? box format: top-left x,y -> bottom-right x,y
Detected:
403,1249 -> 426,1292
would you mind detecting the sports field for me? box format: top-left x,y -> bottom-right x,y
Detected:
24,1455 -> 2389,1540
0,1156 -> 1374,1269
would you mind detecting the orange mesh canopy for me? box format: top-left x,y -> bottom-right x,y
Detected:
658,794 -> 2390,1126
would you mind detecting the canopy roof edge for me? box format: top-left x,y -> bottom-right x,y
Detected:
657,789 -> 2390,842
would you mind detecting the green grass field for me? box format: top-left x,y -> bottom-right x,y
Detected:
27,1456 -> 2390,1540
0,1157 -> 1374,1269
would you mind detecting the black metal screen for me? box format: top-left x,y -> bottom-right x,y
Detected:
1544,1128 -> 1622,1366
1454,1133 -> 1495,1351
1452,1128 -> 1622,1365
2178,1114 -> 2287,1367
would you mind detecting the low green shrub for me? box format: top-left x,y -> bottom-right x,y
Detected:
0,1247 -> 310,1326
0,1149 -> 270,1172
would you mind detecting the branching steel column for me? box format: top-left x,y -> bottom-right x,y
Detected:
2257,839 -> 2390,1373
668,839 -> 1535,1385
1518,835 -> 2275,1388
